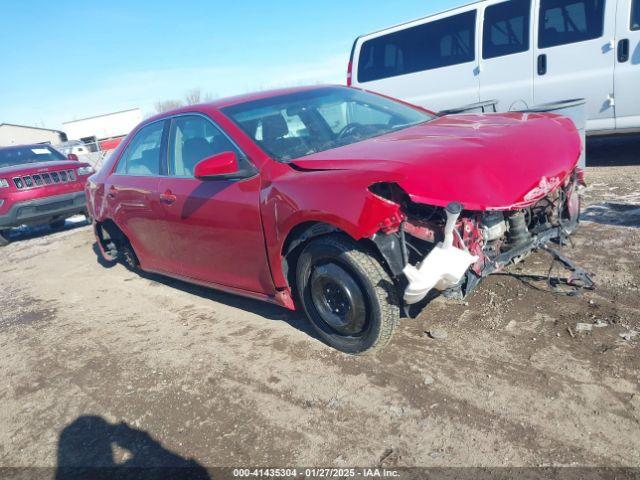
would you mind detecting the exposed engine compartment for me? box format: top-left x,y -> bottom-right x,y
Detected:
369,169 -> 585,304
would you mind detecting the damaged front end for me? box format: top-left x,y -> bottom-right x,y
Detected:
369,169 -> 591,307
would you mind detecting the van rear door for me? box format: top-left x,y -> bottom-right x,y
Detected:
479,0 -> 535,110
614,0 -> 640,130
353,8 -> 480,112
533,0 -> 616,132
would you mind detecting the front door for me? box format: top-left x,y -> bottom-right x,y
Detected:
534,0 -> 616,131
614,0 -> 640,129
157,114 -> 274,295
479,0 -> 535,111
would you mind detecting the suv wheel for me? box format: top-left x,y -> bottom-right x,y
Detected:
49,219 -> 66,230
295,234 -> 399,355
0,230 -> 9,247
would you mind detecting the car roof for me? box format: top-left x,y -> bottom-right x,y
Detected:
144,84 -> 348,123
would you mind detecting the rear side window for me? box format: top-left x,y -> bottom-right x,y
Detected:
538,0 -> 605,48
115,121 -> 164,176
483,0 -> 531,59
358,10 -> 477,82
632,0 -> 640,30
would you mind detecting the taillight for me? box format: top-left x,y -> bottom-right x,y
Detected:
575,167 -> 586,187
347,61 -> 353,87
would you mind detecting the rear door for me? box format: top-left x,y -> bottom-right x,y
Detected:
353,7 -> 480,112
533,0 -> 616,132
614,0 -> 640,129
479,0 -> 535,110
107,120 -> 170,272
156,114 -> 274,295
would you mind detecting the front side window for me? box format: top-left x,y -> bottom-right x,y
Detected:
222,87 -> 433,162
483,0 -> 531,59
168,115 -> 242,177
358,10 -> 477,82
115,121 -> 164,176
0,145 -> 65,168
632,0 -> 640,30
538,0 -> 605,48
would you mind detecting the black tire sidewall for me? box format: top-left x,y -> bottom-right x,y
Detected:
0,230 -> 9,247
296,237 -> 388,354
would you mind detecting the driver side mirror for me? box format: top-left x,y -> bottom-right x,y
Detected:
194,151 -> 257,181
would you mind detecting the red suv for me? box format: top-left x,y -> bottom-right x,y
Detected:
87,86 -> 583,354
0,144 -> 94,246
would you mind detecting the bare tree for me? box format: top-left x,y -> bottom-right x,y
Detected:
184,88 -> 203,105
154,99 -> 183,113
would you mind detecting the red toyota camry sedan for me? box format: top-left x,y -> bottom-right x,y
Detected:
86,85 -> 583,354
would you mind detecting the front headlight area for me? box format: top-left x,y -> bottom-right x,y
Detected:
77,166 -> 96,176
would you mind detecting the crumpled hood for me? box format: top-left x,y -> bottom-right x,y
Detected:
291,112 -> 582,210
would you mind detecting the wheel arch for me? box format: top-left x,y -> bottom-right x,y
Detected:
279,220 -> 400,295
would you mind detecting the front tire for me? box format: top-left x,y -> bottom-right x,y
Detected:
49,219 -> 66,230
0,230 -> 10,247
295,234 -> 399,355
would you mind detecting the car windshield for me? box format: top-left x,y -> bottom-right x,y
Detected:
222,87 -> 434,162
0,145 -> 66,168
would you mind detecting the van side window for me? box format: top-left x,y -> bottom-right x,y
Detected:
483,0 -> 531,59
538,0 -> 605,48
358,10 -> 477,83
632,0 -> 640,30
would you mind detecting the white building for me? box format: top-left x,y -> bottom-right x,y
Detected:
63,108 -> 142,145
0,123 -> 67,147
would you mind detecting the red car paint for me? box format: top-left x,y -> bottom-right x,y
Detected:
87,86 -> 581,310
0,146 -> 92,231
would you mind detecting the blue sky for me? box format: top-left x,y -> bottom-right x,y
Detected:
0,1 -> 465,129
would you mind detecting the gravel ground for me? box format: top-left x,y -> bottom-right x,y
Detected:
0,137 -> 639,472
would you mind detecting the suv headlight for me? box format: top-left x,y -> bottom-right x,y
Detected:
77,166 -> 95,176
0,178 -> 9,188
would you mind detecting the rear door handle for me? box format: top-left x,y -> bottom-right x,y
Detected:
537,54 -> 547,75
160,190 -> 177,205
618,39 -> 630,63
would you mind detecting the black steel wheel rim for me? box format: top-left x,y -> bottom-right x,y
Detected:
309,262 -> 368,336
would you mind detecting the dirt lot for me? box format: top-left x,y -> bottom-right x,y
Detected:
1,138 -> 639,472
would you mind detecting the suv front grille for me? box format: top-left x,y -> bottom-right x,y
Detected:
12,170 -> 77,190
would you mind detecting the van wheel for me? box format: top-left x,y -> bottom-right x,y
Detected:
296,234 -> 399,355
0,230 -> 10,247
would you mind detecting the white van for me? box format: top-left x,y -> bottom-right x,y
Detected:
349,0 -> 640,135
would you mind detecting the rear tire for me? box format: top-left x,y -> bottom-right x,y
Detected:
0,230 -> 9,247
295,234 -> 399,355
119,243 -> 140,271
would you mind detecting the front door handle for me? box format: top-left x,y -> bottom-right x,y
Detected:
618,39 -> 630,63
537,54 -> 547,75
107,186 -> 117,199
160,190 -> 177,205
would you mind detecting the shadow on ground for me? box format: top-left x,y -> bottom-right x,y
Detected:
5,216 -> 90,244
587,134 -> 640,167
581,202 -> 640,228
90,242 -> 317,341
55,416 -> 210,480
